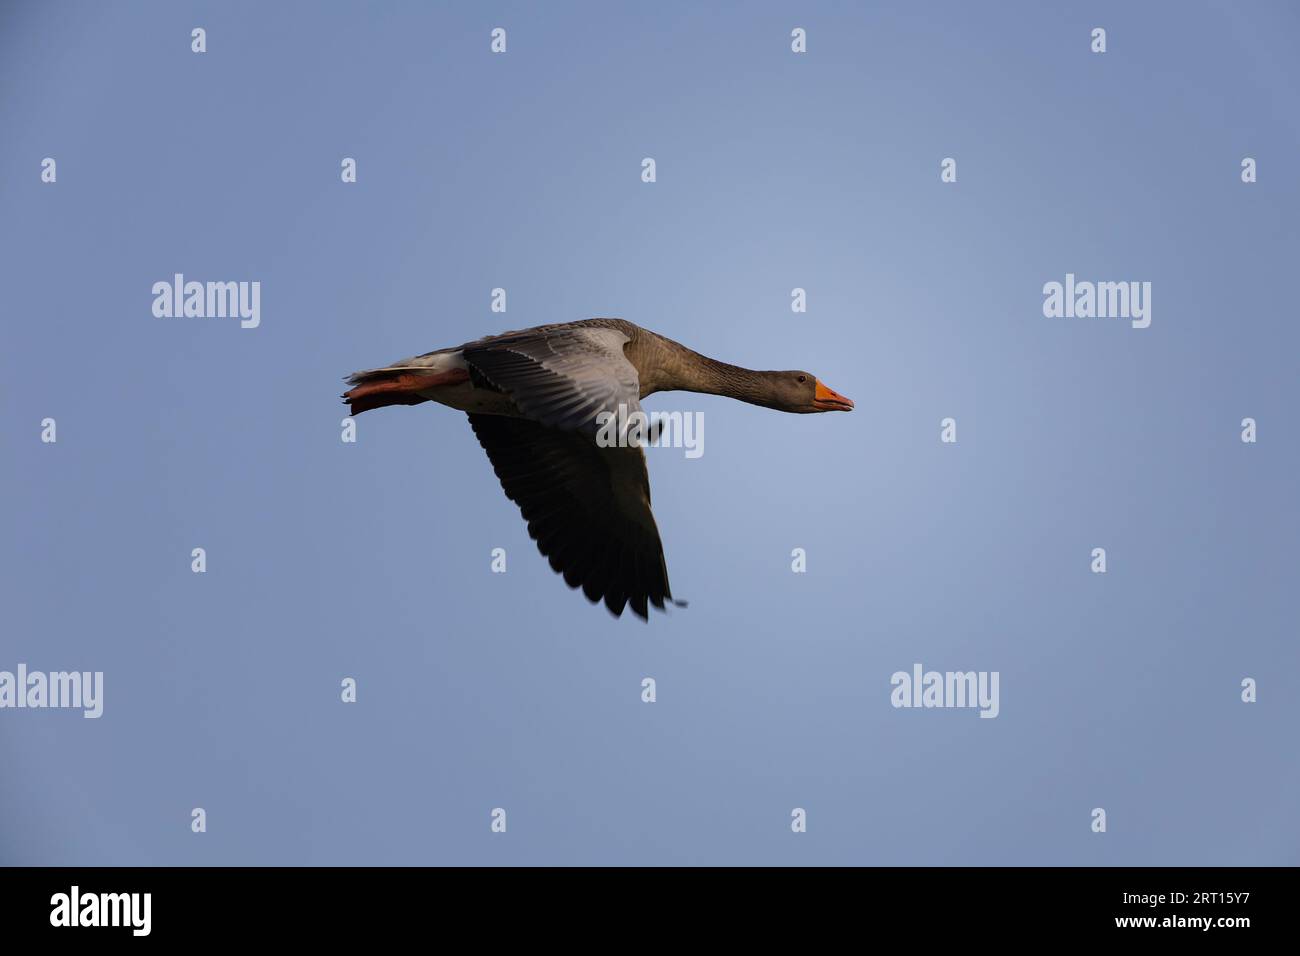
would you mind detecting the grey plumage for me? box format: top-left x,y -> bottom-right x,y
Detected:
343,318 -> 852,619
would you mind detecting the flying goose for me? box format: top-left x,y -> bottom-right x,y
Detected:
342,318 -> 853,619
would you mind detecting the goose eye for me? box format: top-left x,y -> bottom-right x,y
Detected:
797,375 -> 807,383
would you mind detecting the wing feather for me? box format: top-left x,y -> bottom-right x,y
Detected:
468,413 -> 672,619
462,327 -> 642,433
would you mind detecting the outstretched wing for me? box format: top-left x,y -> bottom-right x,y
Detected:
468,413 -> 672,619
462,326 -> 643,433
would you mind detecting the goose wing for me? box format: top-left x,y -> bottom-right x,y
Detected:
460,326 -> 670,619
468,413 -> 672,619
462,325 -> 643,432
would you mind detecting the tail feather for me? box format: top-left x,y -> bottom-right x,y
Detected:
341,367 -> 469,416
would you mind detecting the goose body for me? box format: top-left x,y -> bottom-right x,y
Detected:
343,318 -> 852,619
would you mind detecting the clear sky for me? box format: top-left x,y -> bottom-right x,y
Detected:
2,0 -> 1297,865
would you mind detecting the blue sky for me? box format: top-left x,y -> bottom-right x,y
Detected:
1,1 -> 1297,864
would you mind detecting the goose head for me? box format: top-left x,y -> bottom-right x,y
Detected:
762,371 -> 854,413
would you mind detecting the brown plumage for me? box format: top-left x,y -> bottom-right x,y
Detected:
343,319 -> 853,619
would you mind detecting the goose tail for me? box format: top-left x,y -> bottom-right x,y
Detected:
341,365 -> 469,416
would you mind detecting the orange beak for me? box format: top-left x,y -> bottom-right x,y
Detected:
813,379 -> 854,412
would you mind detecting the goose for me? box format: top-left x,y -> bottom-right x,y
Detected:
342,318 -> 853,619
